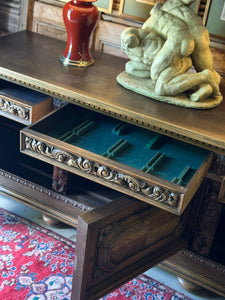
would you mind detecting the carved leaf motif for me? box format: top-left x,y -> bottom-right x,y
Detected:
0,97 -> 29,119
0,98 -> 10,110
167,193 -> 179,207
77,157 -> 94,174
121,174 -> 142,191
97,166 -> 125,186
53,149 -> 70,163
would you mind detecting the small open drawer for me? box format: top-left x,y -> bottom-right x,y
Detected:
20,104 -> 213,215
0,79 -> 53,124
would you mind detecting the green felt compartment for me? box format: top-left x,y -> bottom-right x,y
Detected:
46,105 -> 209,187
0,79 -> 49,104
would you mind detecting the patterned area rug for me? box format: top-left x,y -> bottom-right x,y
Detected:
0,207 -> 192,300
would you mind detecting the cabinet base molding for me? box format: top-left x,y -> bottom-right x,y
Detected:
162,249 -> 225,297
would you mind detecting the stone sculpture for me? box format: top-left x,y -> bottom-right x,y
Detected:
117,0 -> 223,109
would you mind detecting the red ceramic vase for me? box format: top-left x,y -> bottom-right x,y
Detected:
60,0 -> 99,67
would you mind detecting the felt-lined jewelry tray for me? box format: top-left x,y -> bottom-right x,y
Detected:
20,104 -> 213,215
0,79 -> 53,124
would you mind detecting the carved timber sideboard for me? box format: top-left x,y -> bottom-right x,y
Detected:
0,31 -> 225,299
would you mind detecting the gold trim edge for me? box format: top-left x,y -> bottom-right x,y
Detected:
59,55 -> 95,67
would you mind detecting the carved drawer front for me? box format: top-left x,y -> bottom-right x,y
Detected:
0,79 -> 53,124
20,104 -> 213,215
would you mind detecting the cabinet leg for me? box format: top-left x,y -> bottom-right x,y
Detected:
177,276 -> 203,292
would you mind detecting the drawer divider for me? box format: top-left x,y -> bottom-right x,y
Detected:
141,152 -> 167,173
59,120 -> 95,142
172,166 -> 192,185
102,138 -> 129,158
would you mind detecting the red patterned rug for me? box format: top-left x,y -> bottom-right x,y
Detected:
0,207 -> 192,300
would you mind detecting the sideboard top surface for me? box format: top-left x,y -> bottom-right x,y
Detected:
0,31 -> 225,152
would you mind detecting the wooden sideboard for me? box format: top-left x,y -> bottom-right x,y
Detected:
0,30 -> 225,299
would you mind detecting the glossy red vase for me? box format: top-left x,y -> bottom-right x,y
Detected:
60,0 -> 99,67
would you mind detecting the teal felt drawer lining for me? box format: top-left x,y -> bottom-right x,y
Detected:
43,105 -> 209,187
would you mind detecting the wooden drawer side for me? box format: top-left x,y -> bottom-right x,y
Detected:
0,79 -> 53,124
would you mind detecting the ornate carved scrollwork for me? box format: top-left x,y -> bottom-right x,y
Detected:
24,136 -> 180,208
0,97 -> 29,120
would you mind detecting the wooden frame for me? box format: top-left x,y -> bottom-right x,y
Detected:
119,0 -> 154,21
58,0 -> 114,13
204,0 -> 225,42
193,0 -> 225,46
95,0 -> 114,13
192,0 -> 211,25
0,0 -> 29,33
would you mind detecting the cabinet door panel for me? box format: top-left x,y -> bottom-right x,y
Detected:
72,196 -> 189,300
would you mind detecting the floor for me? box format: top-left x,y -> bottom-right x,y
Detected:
0,193 -> 223,300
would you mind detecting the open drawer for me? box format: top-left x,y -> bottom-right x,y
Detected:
20,104 -> 213,215
0,79 -> 53,124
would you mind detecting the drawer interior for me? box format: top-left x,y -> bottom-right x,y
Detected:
0,79 -> 49,104
30,104 -> 209,187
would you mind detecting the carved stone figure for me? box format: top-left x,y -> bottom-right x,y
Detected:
117,0 -> 223,109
